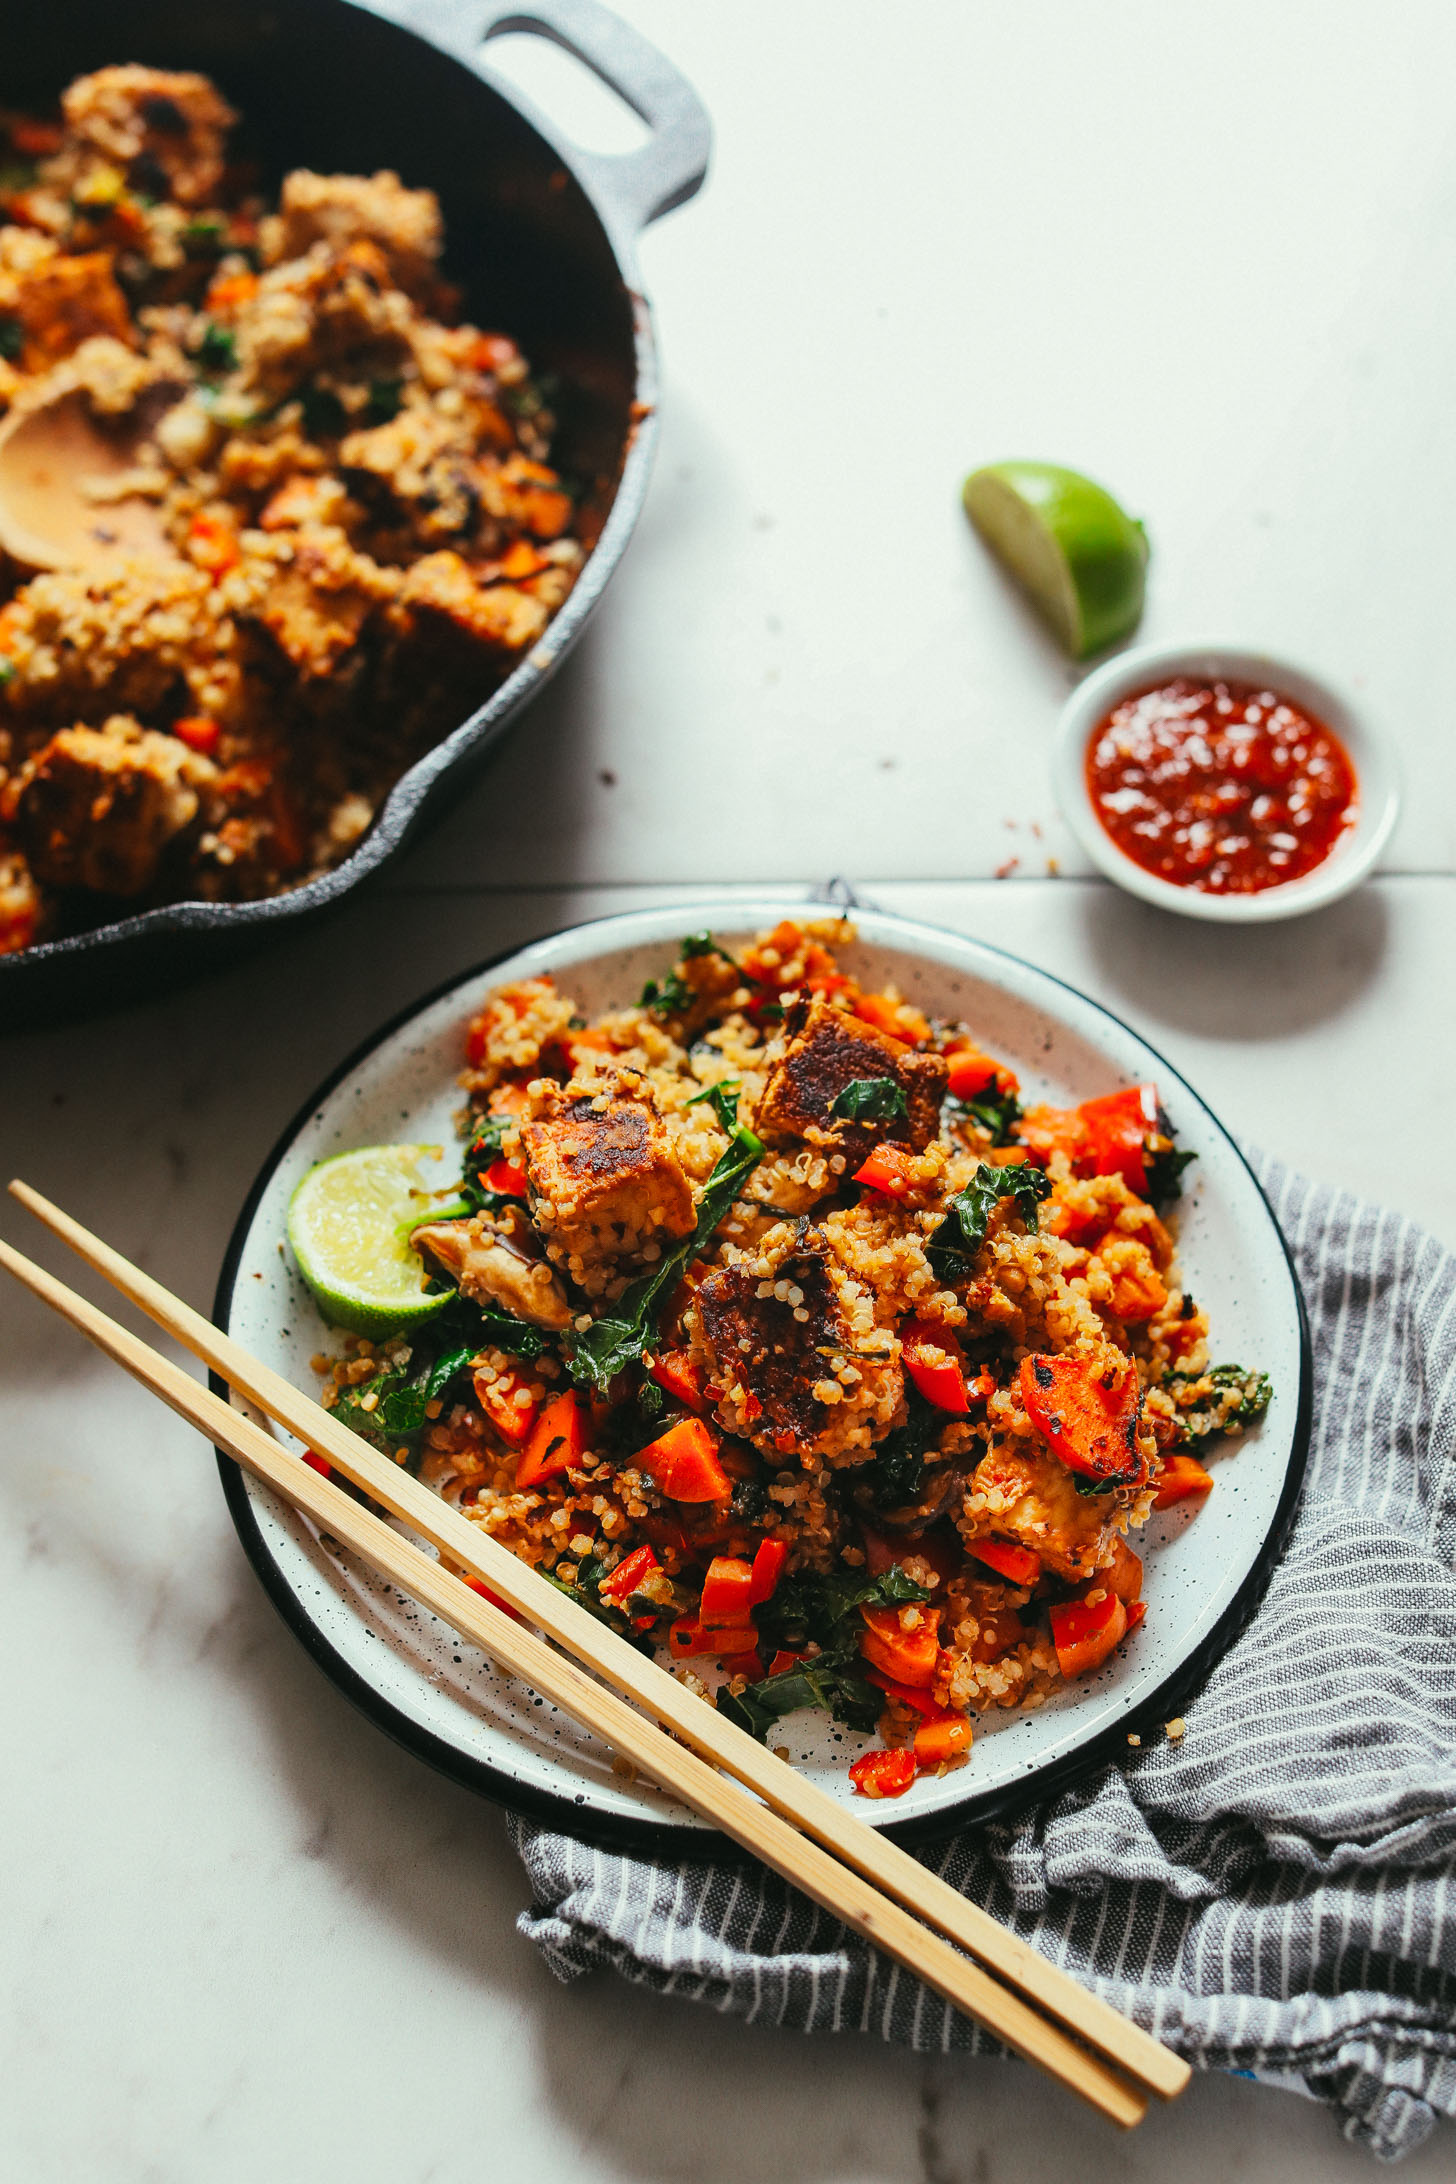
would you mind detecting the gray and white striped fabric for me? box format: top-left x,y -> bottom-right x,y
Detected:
509,1159 -> 1456,2161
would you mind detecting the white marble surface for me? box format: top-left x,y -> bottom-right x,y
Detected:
4,2 -> 1456,2178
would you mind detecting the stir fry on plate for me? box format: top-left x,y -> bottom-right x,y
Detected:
294,920 -> 1271,1797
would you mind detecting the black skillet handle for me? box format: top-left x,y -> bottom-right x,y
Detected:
374,0 -> 711,242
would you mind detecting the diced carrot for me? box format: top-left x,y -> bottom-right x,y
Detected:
500,538 -> 549,580
1153,1453 -> 1215,1509
864,1666 -> 942,1718
667,1615 -> 758,1660
187,511 -> 240,577
748,1536 -> 788,1604
859,1604 -> 939,1688
515,1390 -> 588,1489
967,1538 -> 1040,1587
913,1712 -> 974,1768
900,1318 -> 970,1413
172,714 -> 220,756
1077,1084 -> 1159,1195
1050,1590 -> 1128,1678
1019,1352 -> 1144,1483
849,1747 -> 918,1799
1126,1599 -> 1148,1631
473,1367 -> 539,1449
637,1417 -> 730,1503
489,1082 -> 530,1117
853,1144 -> 916,1197
648,1349 -> 707,1413
944,1048 -> 1006,1100
700,1554 -> 756,1624
853,992 -> 908,1038
205,271 -> 259,312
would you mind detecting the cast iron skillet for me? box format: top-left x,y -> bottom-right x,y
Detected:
0,0 -> 709,1031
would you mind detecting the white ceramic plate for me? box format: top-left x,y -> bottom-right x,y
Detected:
216,901 -> 1311,1844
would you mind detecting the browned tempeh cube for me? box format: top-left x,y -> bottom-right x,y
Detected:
753,994 -> 946,1158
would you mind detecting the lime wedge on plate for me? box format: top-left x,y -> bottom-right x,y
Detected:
962,461 -> 1149,658
287,1143 -> 453,1336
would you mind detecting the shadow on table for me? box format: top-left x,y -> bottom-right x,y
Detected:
1080,881 -> 1390,1043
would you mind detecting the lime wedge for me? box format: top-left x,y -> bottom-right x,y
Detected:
962,461 -> 1149,658
287,1143 -> 453,1337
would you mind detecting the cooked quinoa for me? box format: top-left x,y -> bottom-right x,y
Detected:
310,920 -> 1272,1799
0,69 -> 585,952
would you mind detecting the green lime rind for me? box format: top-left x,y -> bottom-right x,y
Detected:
287,1142 -> 454,1338
962,460 -> 1149,659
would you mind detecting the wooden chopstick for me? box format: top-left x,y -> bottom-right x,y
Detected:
7,1179 -> 1188,2107
1,1233 -> 1144,2127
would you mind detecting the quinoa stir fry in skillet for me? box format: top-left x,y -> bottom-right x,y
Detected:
0,69 -> 584,953
309,921 -> 1271,1799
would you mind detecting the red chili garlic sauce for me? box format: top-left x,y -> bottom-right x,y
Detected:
1085,677 -> 1359,894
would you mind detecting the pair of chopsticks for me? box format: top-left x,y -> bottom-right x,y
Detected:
2,1179 -> 1188,2126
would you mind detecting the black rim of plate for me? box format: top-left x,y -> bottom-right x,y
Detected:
214,901 -> 1314,1855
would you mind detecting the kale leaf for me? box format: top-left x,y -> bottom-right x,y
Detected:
949,1082 -> 1023,1146
830,1077 -> 909,1125
196,321 -> 236,375
852,1384 -> 943,1511
1173,1363 -> 1273,1446
640,968 -> 692,1017
930,1161 -> 1051,1275
563,1123 -> 765,1393
722,1562 -> 936,1741
331,1339 -> 477,1453
681,930 -> 737,966
686,1077 -> 743,1134
0,315 -> 23,361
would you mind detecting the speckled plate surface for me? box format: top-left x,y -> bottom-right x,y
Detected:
215,900 -> 1311,1846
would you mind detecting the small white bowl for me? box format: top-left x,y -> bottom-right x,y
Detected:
1052,640 -> 1401,922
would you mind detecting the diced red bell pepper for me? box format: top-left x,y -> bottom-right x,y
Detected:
1077,1084 -> 1159,1195
598,1543 -> 660,1610
901,1318 -> 971,1414
172,714 -> 221,756
912,1712 -> 975,1768
748,1536 -> 788,1604
967,1537 -> 1040,1587
474,1366 -> 540,1448
637,1417 -> 731,1503
515,1390 -> 588,1489
700,1554 -> 756,1624
853,1144 -> 916,1196
462,1574 -> 521,1621
667,1615 -> 759,1659
302,1450 -> 331,1478
860,1604 -> 939,1687
864,1666 -> 942,1717
480,1156 -> 527,1196
767,1648 -> 805,1675
1126,1599 -> 1147,1631
716,1648 -> 765,1679
859,1524 -> 899,1577
848,1747 -> 918,1799
1050,1589 -> 1129,1678
187,510 -> 240,578
1153,1452 -> 1215,1508
648,1349 -> 707,1413
1019,1352 -> 1144,1483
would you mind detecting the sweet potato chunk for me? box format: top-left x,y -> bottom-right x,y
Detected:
14,717 -> 215,896
753,994 -> 946,1159
4,251 -> 133,371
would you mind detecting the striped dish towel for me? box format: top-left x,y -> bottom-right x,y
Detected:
508,1160 -> 1456,2161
